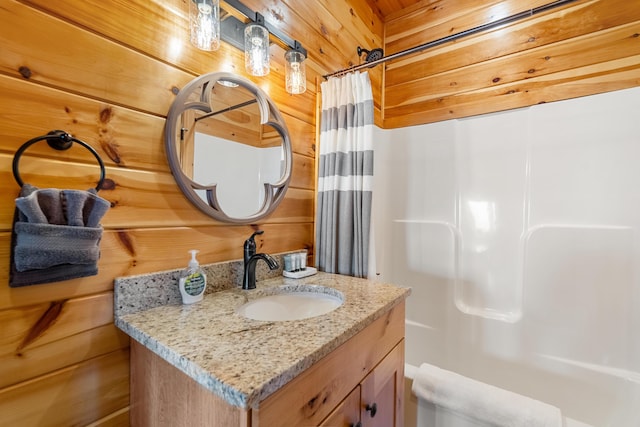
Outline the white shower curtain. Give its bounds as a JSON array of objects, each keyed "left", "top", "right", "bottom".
[{"left": 316, "top": 71, "right": 374, "bottom": 278}]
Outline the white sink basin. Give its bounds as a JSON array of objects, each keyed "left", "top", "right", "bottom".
[{"left": 237, "top": 286, "right": 344, "bottom": 321}]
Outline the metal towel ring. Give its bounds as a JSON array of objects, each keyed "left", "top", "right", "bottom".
[{"left": 12, "top": 130, "right": 106, "bottom": 191}]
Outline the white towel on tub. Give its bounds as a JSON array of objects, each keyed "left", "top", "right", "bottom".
[{"left": 411, "top": 363, "right": 563, "bottom": 427}]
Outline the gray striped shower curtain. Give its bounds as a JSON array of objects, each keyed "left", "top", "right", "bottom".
[{"left": 316, "top": 72, "right": 374, "bottom": 278}]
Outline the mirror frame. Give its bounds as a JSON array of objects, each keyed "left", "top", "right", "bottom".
[{"left": 165, "top": 72, "right": 292, "bottom": 224}]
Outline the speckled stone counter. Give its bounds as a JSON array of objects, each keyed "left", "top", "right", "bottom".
[
  {"left": 114, "top": 255, "right": 286, "bottom": 317},
  {"left": 114, "top": 266, "right": 410, "bottom": 410}
]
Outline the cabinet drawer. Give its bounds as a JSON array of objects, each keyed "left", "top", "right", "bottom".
[
  {"left": 253, "top": 302, "right": 405, "bottom": 427},
  {"left": 320, "top": 386, "right": 360, "bottom": 427}
]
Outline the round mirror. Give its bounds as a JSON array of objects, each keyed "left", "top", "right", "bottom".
[{"left": 165, "top": 72, "right": 292, "bottom": 223}]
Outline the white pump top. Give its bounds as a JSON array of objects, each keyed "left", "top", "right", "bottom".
[{"left": 188, "top": 249, "right": 200, "bottom": 269}]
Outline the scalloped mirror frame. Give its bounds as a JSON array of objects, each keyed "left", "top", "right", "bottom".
[{"left": 164, "top": 72, "right": 292, "bottom": 224}]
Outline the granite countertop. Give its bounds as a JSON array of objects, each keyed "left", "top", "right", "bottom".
[{"left": 114, "top": 271, "right": 410, "bottom": 410}]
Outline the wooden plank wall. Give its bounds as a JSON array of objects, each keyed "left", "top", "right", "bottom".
[
  {"left": 10, "top": 0, "right": 636, "bottom": 424},
  {"left": 382, "top": 0, "right": 640, "bottom": 128},
  {"left": 0, "top": 0, "right": 381, "bottom": 425}
]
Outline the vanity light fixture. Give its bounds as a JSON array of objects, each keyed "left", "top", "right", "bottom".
[
  {"left": 244, "top": 14, "right": 270, "bottom": 77},
  {"left": 189, "top": 0, "right": 220, "bottom": 51},
  {"left": 189, "top": 0, "right": 308, "bottom": 94},
  {"left": 285, "top": 41, "right": 307, "bottom": 94}
]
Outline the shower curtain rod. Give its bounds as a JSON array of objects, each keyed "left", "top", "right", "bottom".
[{"left": 322, "top": 0, "right": 579, "bottom": 79}]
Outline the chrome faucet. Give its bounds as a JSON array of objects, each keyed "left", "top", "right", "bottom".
[{"left": 243, "top": 230, "right": 278, "bottom": 290}]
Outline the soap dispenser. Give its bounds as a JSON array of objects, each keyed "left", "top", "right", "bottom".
[{"left": 179, "top": 250, "right": 207, "bottom": 304}]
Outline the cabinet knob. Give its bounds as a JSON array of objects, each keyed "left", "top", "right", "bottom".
[{"left": 365, "top": 402, "right": 377, "bottom": 417}]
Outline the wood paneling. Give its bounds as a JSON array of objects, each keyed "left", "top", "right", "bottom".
[
  {"left": 363, "top": 0, "right": 418, "bottom": 22},
  {"left": 0, "top": 324, "right": 129, "bottom": 389},
  {"left": 0, "top": 349, "right": 130, "bottom": 427},
  {"left": 1, "top": 293, "right": 115, "bottom": 356},
  {"left": 384, "top": 0, "right": 552, "bottom": 54},
  {"left": 3, "top": 0, "right": 637, "bottom": 424},
  {"left": 385, "top": 54, "right": 640, "bottom": 128},
  {"left": 382, "top": 0, "right": 640, "bottom": 127},
  {"left": 385, "top": 0, "right": 640, "bottom": 86},
  {"left": 0, "top": 0, "right": 332, "bottom": 423},
  {"left": 386, "top": 22, "right": 640, "bottom": 109},
  {"left": 0, "top": 2, "right": 189, "bottom": 117}
]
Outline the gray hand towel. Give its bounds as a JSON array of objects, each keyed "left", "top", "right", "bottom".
[
  {"left": 14, "top": 222, "right": 103, "bottom": 271},
  {"left": 15, "top": 184, "right": 110, "bottom": 227},
  {"left": 11, "top": 184, "right": 111, "bottom": 276}
]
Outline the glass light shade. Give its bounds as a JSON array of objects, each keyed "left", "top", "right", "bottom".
[
  {"left": 244, "top": 23, "right": 270, "bottom": 76},
  {"left": 190, "top": 0, "right": 220, "bottom": 51},
  {"left": 285, "top": 50, "right": 306, "bottom": 94}
]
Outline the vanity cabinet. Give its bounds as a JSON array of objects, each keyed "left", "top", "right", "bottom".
[
  {"left": 320, "top": 342, "right": 404, "bottom": 427},
  {"left": 130, "top": 302, "right": 405, "bottom": 427}
]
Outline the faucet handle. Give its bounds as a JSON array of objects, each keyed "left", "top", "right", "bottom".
[{"left": 244, "top": 230, "right": 264, "bottom": 263}]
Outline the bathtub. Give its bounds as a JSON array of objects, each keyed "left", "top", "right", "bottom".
[
  {"left": 404, "top": 364, "right": 594, "bottom": 427},
  {"left": 371, "top": 88, "right": 640, "bottom": 427},
  {"left": 386, "top": 234, "right": 640, "bottom": 427},
  {"left": 401, "top": 317, "right": 640, "bottom": 427}
]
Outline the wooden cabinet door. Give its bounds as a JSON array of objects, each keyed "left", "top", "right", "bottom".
[
  {"left": 360, "top": 342, "right": 404, "bottom": 427},
  {"left": 320, "top": 385, "right": 361, "bottom": 427},
  {"left": 253, "top": 304, "right": 405, "bottom": 427}
]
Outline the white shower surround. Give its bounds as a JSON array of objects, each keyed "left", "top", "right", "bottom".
[{"left": 372, "top": 86, "right": 640, "bottom": 426}]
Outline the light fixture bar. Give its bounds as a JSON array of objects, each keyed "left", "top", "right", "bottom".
[
  {"left": 223, "top": 0, "right": 306, "bottom": 57},
  {"left": 219, "top": 14, "right": 246, "bottom": 51}
]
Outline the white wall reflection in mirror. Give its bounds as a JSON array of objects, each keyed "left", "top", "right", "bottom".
[{"left": 193, "top": 134, "right": 283, "bottom": 218}]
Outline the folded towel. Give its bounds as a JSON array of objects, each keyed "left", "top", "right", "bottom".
[
  {"left": 9, "top": 184, "right": 110, "bottom": 286},
  {"left": 13, "top": 222, "right": 102, "bottom": 271},
  {"left": 15, "top": 184, "right": 110, "bottom": 227},
  {"left": 9, "top": 256, "right": 99, "bottom": 287},
  {"left": 412, "top": 363, "right": 563, "bottom": 427}
]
